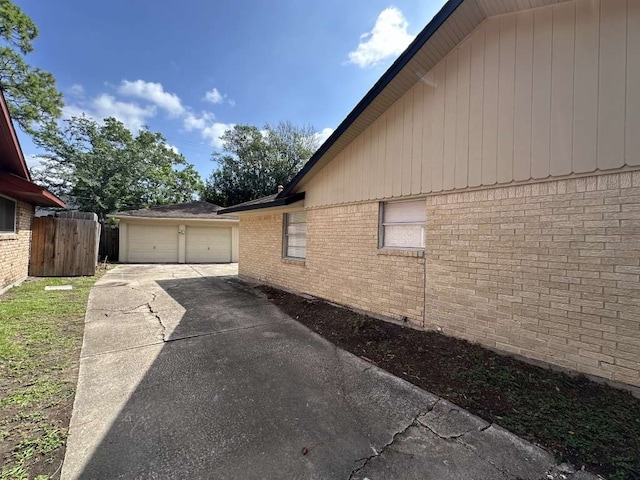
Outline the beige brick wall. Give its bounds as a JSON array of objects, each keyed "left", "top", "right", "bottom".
[
  {"left": 239, "top": 171, "right": 640, "bottom": 388},
  {"left": 0, "top": 200, "right": 34, "bottom": 292},
  {"left": 239, "top": 204, "right": 425, "bottom": 323},
  {"left": 426, "top": 172, "right": 640, "bottom": 387}
]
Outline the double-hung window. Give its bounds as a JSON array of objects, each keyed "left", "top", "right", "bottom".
[
  {"left": 0, "top": 196, "right": 16, "bottom": 234},
  {"left": 283, "top": 211, "right": 307, "bottom": 260},
  {"left": 380, "top": 200, "right": 425, "bottom": 249}
]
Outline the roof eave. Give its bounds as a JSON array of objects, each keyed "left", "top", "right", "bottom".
[
  {"left": 108, "top": 214, "right": 238, "bottom": 221},
  {"left": 0, "top": 89, "right": 31, "bottom": 180},
  {"left": 278, "top": 0, "right": 465, "bottom": 198},
  {"left": 218, "top": 192, "right": 305, "bottom": 214},
  {"left": 0, "top": 172, "right": 66, "bottom": 208}
]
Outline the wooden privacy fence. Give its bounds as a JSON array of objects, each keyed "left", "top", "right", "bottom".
[
  {"left": 29, "top": 212, "right": 100, "bottom": 276},
  {"left": 98, "top": 225, "right": 119, "bottom": 262}
]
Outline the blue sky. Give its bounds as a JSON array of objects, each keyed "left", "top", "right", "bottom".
[{"left": 16, "top": 0, "right": 447, "bottom": 179}]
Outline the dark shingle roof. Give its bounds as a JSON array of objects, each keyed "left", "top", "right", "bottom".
[
  {"left": 226, "top": 194, "right": 277, "bottom": 208},
  {"left": 218, "top": 192, "right": 305, "bottom": 214},
  {"left": 111, "top": 201, "right": 237, "bottom": 219}
]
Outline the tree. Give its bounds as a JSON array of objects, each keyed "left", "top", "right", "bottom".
[
  {"left": 34, "top": 116, "right": 203, "bottom": 221},
  {"left": 204, "top": 122, "right": 318, "bottom": 206},
  {"left": 0, "top": 0, "right": 64, "bottom": 134}
]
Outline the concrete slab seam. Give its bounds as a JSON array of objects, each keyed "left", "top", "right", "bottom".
[{"left": 79, "top": 319, "right": 290, "bottom": 359}]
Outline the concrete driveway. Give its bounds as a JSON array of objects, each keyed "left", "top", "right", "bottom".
[{"left": 62, "top": 264, "right": 594, "bottom": 479}]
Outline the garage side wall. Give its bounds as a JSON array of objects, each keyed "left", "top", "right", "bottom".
[
  {"left": 0, "top": 201, "right": 33, "bottom": 292},
  {"left": 240, "top": 171, "right": 640, "bottom": 388}
]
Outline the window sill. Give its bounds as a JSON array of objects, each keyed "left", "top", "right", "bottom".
[
  {"left": 377, "top": 248, "right": 424, "bottom": 258},
  {"left": 0, "top": 232, "right": 18, "bottom": 240},
  {"left": 282, "top": 257, "right": 306, "bottom": 266}
]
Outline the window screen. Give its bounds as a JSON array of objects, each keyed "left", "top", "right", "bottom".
[
  {"left": 381, "top": 200, "right": 425, "bottom": 249},
  {"left": 284, "top": 211, "right": 307, "bottom": 259},
  {"left": 0, "top": 197, "right": 16, "bottom": 233}
]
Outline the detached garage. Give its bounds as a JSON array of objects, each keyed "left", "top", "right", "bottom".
[{"left": 110, "top": 201, "right": 239, "bottom": 264}]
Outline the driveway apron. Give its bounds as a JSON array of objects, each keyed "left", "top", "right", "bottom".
[{"left": 62, "top": 264, "right": 587, "bottom": 480}]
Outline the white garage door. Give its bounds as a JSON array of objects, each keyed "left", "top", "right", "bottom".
[
  {"left": 128, "top": 224, "right": 179, "bottom": 263},
  {"left": 186, "top": 226, "right": 231, "bottom": 263}
]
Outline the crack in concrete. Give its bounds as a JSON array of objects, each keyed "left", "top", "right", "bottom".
[
  {"left": 418, "top": 414, "right": 492, "bottom": 440},
  {"left": 453, "top": 427, "right": 514, "bottom": 479},
  {"left": 348, "top": 402, "right": 438, "bottom": 480},
  {"left": 80, "top": 319, "right": 290, "bottom": 359},
  {"left": 142, "top": 293, "right": 167, "bottom": 342}
]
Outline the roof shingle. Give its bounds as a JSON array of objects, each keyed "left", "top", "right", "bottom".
[{"left": 111, "top": 201, "right": 236, "bottom": 219}]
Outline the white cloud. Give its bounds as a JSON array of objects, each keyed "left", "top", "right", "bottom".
[
  {"left": 61, "top": 104, "right": 94, "bottom": 121},
  {"left": 60, "top": 79, "right": 236, "bottom": 144},
  {"left": 63, "top": 94, "right": 156, "bottom": 132},
  {"left": 25, "top": 154, "right": 46, "bottom": 173},
  {"left": 166, "top": 144, "right": 180, "bottom": 154},
  {"left": 118, "top": 80, "right": 184, "bottom": 116},
  {"left": 347, "top": 7, "right": 415, "bottom": 68},
  {"left": 203, "top": 87, "right": 234, "bottom": 107},
  {"left": 68, "top": 84, "right": 85, "bottom": 97},
  {"left": 315, "top": 127, "right": 334, "bottom": 145},
  {"left": 204, "top": 88, "right": 224, "bottom": 104},
  {"left": 91, "top": 94, "right": 156, "bottom": 131},
  {"left": 183, "top": 112, "right": 232, "bottom": 148},
  {"left": 201, "top": 122, "right": 234, "bottom": 148}
]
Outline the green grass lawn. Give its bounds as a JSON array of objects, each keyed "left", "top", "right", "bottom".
[{"left": 0, "top": 274, "right": 100, "bottom": 480}]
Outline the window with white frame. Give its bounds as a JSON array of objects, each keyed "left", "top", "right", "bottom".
[
  {"left": 0, "top": 196, "right": 16, "bottom": 234},
  {"left": 283, "top": 211, "right": 307, "bottom": 259},
  {"left": 380, "top": 200, "right": 426, "bottom": 249}
]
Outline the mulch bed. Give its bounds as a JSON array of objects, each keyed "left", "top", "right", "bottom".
[{"left": 258, "top": 285, "right": 640, "bottom": 480}]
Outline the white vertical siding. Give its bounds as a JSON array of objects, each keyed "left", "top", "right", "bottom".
[
  {"left": 431, "top": 63, "right": 446, "bottom": 192},
  {"left": 482, "top": 18, "right": 499, "bottom": 185},
  {"left": 468, "top": 28, "right": 485, "bottom": 187},
  {"left": 305, "top": 0, "right": 639, "bottom": 208},
  {"left": 513, "top": 10, "right": 534, "bottom": 181},
  {"left": 531, "top": 6, "right": 553, "bottom": 179},
  {"left": 573, "top": 0, "right": 599, "bottom": 173},
  {"left": 455, "top": 41, "right": 471, "bottom": 189},
  {"left": 626, "top": 0, "right": 640, "bottom": 166},
  {"left": 410, "top": 83, "right": 425, "bottom": 195},
  {"left": 598, "top": 0, "right": 627, "bottom": 170}
]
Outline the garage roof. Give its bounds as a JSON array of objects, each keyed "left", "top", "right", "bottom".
[{"left": 111, "top": 201, "right": 237, "bottom": 219}]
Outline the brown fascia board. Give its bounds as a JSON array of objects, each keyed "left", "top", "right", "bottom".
[
  {"left": 218, "top": 192, "right": 305, "bottom": 214},
  {"left": 0, "top": 89, "right": 30, "bottom": 180}
]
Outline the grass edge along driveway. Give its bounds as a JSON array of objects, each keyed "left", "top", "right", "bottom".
[{"left": 0, "top": 273, "right": 102, "bottom": 480}]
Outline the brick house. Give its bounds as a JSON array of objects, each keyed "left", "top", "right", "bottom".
[
  {"left": 0, "top": 90, "right": 65, "bottom": 293},
  {"left": 220, "top": 0, "right": 640, "bottom": 388}
]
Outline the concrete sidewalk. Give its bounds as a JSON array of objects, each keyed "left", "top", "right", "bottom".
[{"left": 62, "top": 264, "right": 598, "bottom": 479}]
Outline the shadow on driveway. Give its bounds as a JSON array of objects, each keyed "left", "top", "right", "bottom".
[{"left": 62, "top": 265, "right": 442, "bottom": 479}]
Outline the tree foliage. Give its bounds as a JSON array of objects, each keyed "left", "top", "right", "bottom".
[
  {"left": 34, "top": 116, "right": 203, "bottom": 221},
  {"left": 0, "top": 0, "right": 63, "bottom": 134},
  {"left": 204, "top": 122, "right": 318, "bottom": 207}
]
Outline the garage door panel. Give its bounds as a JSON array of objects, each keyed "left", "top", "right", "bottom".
[
  {"left": 186, "top": 227, "right": 231, "bottom": 263},
  {"left": 127, "top": 225, "right": 179, "bottom": 263}
]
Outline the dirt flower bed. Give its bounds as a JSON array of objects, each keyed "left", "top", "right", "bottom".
[{"left": 258, "top": 285, "right": 640, "bottom": 480}]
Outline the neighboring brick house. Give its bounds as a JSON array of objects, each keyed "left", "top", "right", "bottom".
[
  {"left": 0, "top": 90, "right": 65, "bottom": 293},
  {"left": 221, "top": 0, "right": 640, "bottom": 389}
]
